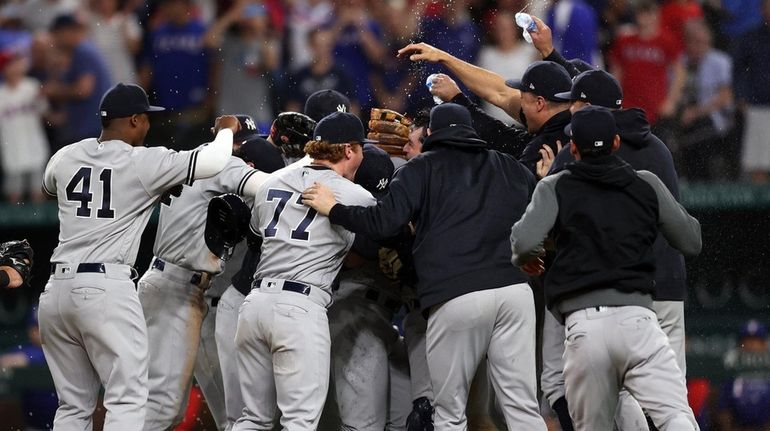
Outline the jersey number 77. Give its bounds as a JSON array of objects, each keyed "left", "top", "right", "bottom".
[{"left": 264, "top": 189, "right": 317, "bottom": 241}]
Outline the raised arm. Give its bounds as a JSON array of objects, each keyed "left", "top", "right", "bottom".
[{"left": 398, "top": 42, "right": 522, "bottom": 119}]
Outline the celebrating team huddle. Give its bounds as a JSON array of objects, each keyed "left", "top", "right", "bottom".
[{"left": 39, "top": 16, "right": 702, "bottom": 431}]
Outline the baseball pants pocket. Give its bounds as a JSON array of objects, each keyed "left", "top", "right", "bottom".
[
  {"left": 618, "top": 308, "right": 697, "bottom": 431},
  {"left": 563, "top": 311, "right": 620, "bottom": 431}
]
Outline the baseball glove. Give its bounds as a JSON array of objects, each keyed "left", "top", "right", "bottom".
[
  {"left": 205, "top": 194, "right": 251, "bottom": 261},
  {"left": 0, "top": 239, "right": 33, "bottom": 287},
  {"left": 369, "top": 108, "right": 412, "bottom": 158}
]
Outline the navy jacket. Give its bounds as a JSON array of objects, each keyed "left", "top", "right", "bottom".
[
  {"left": 550, "top": 108, "right": 687, "bottom": 300},
  {"left": 328, "top": 125, "right": 536, "bottom": 311}
]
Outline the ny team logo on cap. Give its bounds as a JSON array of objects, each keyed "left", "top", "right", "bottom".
[
  {"left": 377, "top": 178, "right": 389, "bottom": 191},
  {"left": 244, "top": 118, "right": 257, "bottom": 130}
]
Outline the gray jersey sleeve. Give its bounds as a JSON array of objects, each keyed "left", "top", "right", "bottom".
[
  {"left": 637, "top": 170, "right": 702, "bottom": 256},
  {"left": 42, "top": 144, "right": 75, "bottom": 196},
  {"left": 510, "top": 172, "right": 565, "bottom": 266},
  {"left": 213, "top": 157, "right": 262, "bottom": 197},
  {"left": 132, "top": 146, "right": 196, "bottom": 197}
]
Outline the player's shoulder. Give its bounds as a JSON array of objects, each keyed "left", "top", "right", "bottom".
[{"left": 328, "top": 175, "right": 376, "bottom": 207}]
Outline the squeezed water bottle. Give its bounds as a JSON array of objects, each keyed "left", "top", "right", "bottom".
[
  {"left": 425, "top": 74, "right": 444, "bottom": 105},
  {"left": 515, "top": 13, "right": 537, "bottom": 44}
]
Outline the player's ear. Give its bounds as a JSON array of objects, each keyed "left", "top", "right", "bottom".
[{"left": 612, "top": 134, "right": 621, "bottom": 151}]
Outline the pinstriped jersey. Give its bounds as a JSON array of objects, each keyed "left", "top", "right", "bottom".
[
  {"left": 43, "top": 138, "right": 197, "bottom": 265},
  {"left": 153, "top": 156, "right": 259, "bottom": 274},
  {"left": 250, "top": 165, "right": 376, "bottom": 295}
]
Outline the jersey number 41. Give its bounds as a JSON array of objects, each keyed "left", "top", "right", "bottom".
[{"left": 65, "top": 167, "right": 115, "bottom": 219}]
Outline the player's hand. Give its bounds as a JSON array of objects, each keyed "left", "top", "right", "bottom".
[
  {"left": 213, "top": 115, "right": 242, "bottom": 135},
  {"left": 536, "top": 140, "right": 562, "bottom": 179},
  {"left": 301, "top": 182, "right": 338, "bottom": 216},
  {"left": 429, "top": 74, "right": 462, "bottom": 102},
  {"left": 521, "top": 257, "right": 545, "bottom": 276},
  {"left": 1, "top": 266, "right": 24, "bottom": 289},
  {"left": 530, "top": 16, "right": 554, "bottom": 58},
  {"left": 397, "top": 42, "right": 447, "bottom": 63}
]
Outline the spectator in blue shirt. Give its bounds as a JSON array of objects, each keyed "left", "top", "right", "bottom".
[
  {"left": 546, "top": 0, "right": 599, "bottom": 64},
  {"left": 140, "top": 0, "right": 211, "bottom": 149},
  {"left": 43, "top": 14, "right": 112, "bottom": 146},
  {"left": 330, "top": 0, "right": 386, "bottom": 115},
  {"left": 734, "top": 0, "right": 770, "bottom": 183}
]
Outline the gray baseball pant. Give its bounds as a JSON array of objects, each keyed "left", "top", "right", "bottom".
[
  {"left": 563, "top": 305, "right": 697, "bottom": 431},
  {"left": 426, "top": 284, "right": 546, "bottom": 431},
  {"left": 615, "top": 300, "right": 689, "bottom": 430},
  {"left": 389, "top": 336, "right": 412, "bottom": 431},
  {"left": 39, "top": 264, "right": 148, "bottom": 431},
  {"left": 138, "top": 262, "right": 208, "bottom": 430},
  {"left": 215, "top": 285, "right": 247, "bottom": 429},
  {"left": 328, "top": 296, "right": 400, "bottom": 431},
  {"left": 233, "top": 281, "right": 331, "bottom": 430},
  {"left": 194, "top": 294, "right": 229, "bottom": 430}
]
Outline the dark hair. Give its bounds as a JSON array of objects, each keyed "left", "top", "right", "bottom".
[
  {"left": 411, "top": 109, "right": 430, "bottom": 129},
  {"left": 100, "top": 117, "right": 113, "bottom": 129}
]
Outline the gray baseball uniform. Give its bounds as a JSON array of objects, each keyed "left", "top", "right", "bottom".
[
  {"left": 138, "top": 156, "right": 265, "bottom": 430},
  {"left": 39, "top": 137, "right": 203, "bottom": 430},
  {"left": 325, "top": 260, "right": 404, "bottom": 430},
  {"left": 234, "top": 165, "right": 375, "bottom": 430},
  {"left": 511, "top": 168, "right": 701, "bottom": 431}
]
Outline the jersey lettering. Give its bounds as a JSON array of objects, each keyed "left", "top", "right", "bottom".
[
  {"left": 264, "top": 189, "right": 318, "bottom": 241},
  {"left": 65, "top": 167, "right": 115, "bottom": 219}
]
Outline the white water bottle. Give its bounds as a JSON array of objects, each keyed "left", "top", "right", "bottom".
[
  {"left": 515, "top": 13, "right": 537, "bottom": 44},
  {"left": 425, "top": 74, "right": 444, "bottom": 105}
]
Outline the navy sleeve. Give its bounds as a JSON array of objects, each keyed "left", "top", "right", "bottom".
[
  {"left": 449, "top": 92, "right": 533, "bottom": 158},
  {"left": 329, "top": 162, "right": 424, "bottom": 240}
]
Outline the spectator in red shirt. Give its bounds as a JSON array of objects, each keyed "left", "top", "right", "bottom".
[
  {"left": 608, "top": 0, "right": 686, "bottom": 125},
  {"left": 661, "top": 0, "right": 704, "bottom": 50}
]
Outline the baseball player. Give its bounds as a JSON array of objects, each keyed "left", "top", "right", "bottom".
[
  {"left": 302, "top": 103, "right": 545, "bottom": 430},
  {"left": 137, "top": 114, "right": 276, "bottom": 429},
  {"left": 324, "top": 143, "right": 410, "bottom": 430},
  {"left": 214, "top": 116, "right": 316, "bottom": 429},
  {"left": 538, "top": 69, "right": 692, "bottom": 430},
  {"left": 38, "top": 83, "right": 236, "bottom": 429},
  {"left": 234, "top": 111, "right": 376, "bottom": 430},
  {"left": 511, "top": 106, "right": 701, "bottom": 430},
  {"left": 193, "top": 131, "right": 288, "bottom": 430}
]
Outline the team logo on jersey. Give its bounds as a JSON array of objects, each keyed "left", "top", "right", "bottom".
[
  {"left": 377, "top": 178, "right": 389, "bottom": 190},
  {"left": 245, "top": 118, "right": 257, "bottom": 130}
]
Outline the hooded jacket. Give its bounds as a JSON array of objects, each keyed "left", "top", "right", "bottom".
[
  {"left": 511, "top": 155, "right": 701, "bottom": 319},
  {"left": 329, "top": 124, "right": 536, "bottom": 311},
  {"left": 550, "top": 108, "right": 687, "bottom": 300}
]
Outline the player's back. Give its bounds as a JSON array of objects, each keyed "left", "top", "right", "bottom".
[
  {"left": 251, "top": 166, "right": 375, "bottom": 301},
  {"left": 45, "top": 138, "right": 193, "bottom": 265},
  {"left": 153, "top": 156, "right": 258, "bottom": 273}
]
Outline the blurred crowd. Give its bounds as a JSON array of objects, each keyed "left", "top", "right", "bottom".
[{"left": 0, "top": 0, "right": 768, "bottom": 203}]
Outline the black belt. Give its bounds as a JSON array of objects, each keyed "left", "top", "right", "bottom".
[
  {"left": 255, "top": 279, "right": 311, "bottom": 296},
  {"left": 152, "top": 258, "right": 211, "bottom": 288},
  {"left": 50, "top": 263, "right": 105, "bottom": 275}
]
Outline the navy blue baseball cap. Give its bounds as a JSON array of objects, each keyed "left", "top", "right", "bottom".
[
  {"left": 355, "top": 144, "right": 394, "bottom": 197},
  {"left": 233, "top": 114, "right": 262, "bottom": 141},
  {"left": 304, "top": 89, "right": 351, "bottom": 122},
  {"left": 505, "top": 61, "right": 572, "bottom": 101},
  {"left": 555, "top": 69, "right": 623, "bottom": 109},
  {"left": 237, "top": 137, "right": 285, "bottom": 173},
  {"left": 312, "top": 112, "right": 375, "bottom": 144},
  {"left": 429, "top": 103, "right": 472, "bottom": 131},
  {"left": 565, "top": 105, "right": 618, "bottom": 154},
  {"left": 99, "top": 83, "right": 164, "bottom": 120},
  {"left": 569, "top": 58, "right": 595, "bottom": 74}
]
